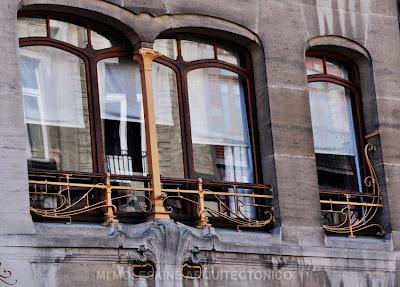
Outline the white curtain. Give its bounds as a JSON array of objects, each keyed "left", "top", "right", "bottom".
[
  {"left": 20, "top": 46, "right": 86, "bottom": 128},
  {"left": 308, "top": 82, "right": 362, "bottom": 192},
  {"left": 188, "top": 68, "right": 256, "bottom": 218}
]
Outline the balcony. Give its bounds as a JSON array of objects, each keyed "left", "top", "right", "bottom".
[{"left": 28, "top": 171, "right": 274, "bottom": 231}]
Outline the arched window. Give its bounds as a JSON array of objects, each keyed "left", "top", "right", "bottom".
[
  {"left": 153, "top": 36, "right": 259, "bottom": 185},
  {"left": 18, "top": 14, "right": 260, "bottom": 186},
  {"left": 306, "top": 51, "right": 365, "bottom": 193},
  {"left": 18, "top": 12, "right": 147, "bottom": 175}
]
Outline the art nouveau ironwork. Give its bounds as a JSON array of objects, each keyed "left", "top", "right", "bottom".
[
  {"left": 320, "top": 143, "right": 384, "bottom": 237},
  {"left": 28, "top": 172, "right": 273, "bottom": 230}
]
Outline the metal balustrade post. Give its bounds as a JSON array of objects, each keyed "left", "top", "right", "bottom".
[
  {"left": 196, "top": 178, "right": 210, "bottom": 228},
  {"left": 134, "top": 48, "right": 170, "bottom": 220},
  {"left": 346, "top": 194, "right": 355, "bottom": 238},
  {"left": 104, "top": 173, "right": 118, "bottom": 225}
]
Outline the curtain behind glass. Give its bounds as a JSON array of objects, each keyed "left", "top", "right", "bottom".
[
  {"left": 308, "top": 82, "right": 362, "bottom": 192},
  {"left": 20, "top": 46, "right": 92, "bottom": 172},
  {"left": 97, "top": 57, "right": 145, "bottom": 176},
  {"left": 187, "top": 68, "right": 255, "bottom": 217}
]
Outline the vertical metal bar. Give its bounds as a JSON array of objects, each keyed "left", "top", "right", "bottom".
[
  {"left": 134, "top": 48, "right": 170, "bottom": 220},
  {"left": 197, "top": 178, "right": 209, "bottom": 228},
  {"left": 66, "top": 174, "right": 71, "bottom": 205},
  {"left": 346, "top": 194, "right": 355, "bottom": 238},
  {"left": 104, "top": 172, "right": 117, "bottom": 225}
]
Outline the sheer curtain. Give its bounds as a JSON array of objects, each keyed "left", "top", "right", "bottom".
[
  {"left": 20, "top": 46, "right": 92, "bottom": 172},
  {"left": 97, "top": 57, "right": 144, "bottom": 175},
  {"left": 308, "top": 82, "right": 362, "bottom": 192},
  {"left": 187, "top": 68, "right": 255, "bottom": 218}
]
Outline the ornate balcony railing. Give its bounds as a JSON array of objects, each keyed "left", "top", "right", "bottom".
[
  {"left": 319, "top": 143, "right": 385, "bottom": 237},
  {"left": 28, "top": 171, "right": 274, "bottom": 230}
]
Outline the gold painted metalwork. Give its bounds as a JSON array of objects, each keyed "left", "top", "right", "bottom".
[
  {"left": 29, "top": 172, "right": 273, "bottom": 229},
  {"left": 29, "top": 173, "right": 152, "bottom": 224},
  {"left": 0, "top": 261, "right": 16, "bottom": 286},
  {"left": 320, "top": 143, "right": 385, "bottom": 237},
  {"left": 134, "top": 48, "right": 170, "bottom": 220},
  {"left": 162, "top": 180, "right": 273, "bottom": 230},
  {"left": 182, "top": 262, "right": 202, "bottom": 280}
]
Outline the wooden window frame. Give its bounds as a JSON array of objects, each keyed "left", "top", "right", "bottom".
[
  {"left": 18, "top": 11, "right": 132, "bottom": 175},
  {"left": 306, "top": 50, "right": 368, "bottom": 192},
  {"left": 154, "top": 34, "right": 262, "bottom": 184}
]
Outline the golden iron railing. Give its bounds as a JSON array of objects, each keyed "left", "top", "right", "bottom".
[
  {"left": 319, "top": 143, "right": 385, "bottom": 238},
  {"left": 28, "top": 171, "right": 274, "bottom": 230}
]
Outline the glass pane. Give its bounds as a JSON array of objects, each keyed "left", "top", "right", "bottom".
[
  {"left": 181, "top": 40, "right": 214, "bottom": 62},
  {"left": 187, "top": 68, "right": 254, "bottom": 183},
  {"left": 97, "top": 57, "right": 145, "bottom": 176},
  {"left": 91, "top": 30, "right": 112, "bottom": 50},
  {"left": 326, "top": 59, "right": 350, "bottom": 80},
  {"left": 49, "top": 19, "right": 88, "bottom": 48},
  {"left": 306, "top": 57, "right": 324, "bottom": 75},
  {"left": 153, "top": 63, "right": 184, "bottom": 178},
  {"left": 18, "top": 18, "right": 47, "bottom": 38},
  {"left": 20, "top": 46, "right": 92, "bottom": 172},
  {"left": 308, "top": 81, "right": 361, "bottom": 192},
  {"left": 216, "top": 47, "right": 240, "bottom": 66},
  {"left": 153, "top": 39, "right": 178, "bottom": 60}
]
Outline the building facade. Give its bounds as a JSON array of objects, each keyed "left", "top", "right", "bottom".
[{"left": 1, "top": 0, "right": 400, "bottom": 286}]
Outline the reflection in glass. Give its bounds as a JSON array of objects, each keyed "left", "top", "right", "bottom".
[
  {"left": 326, "top": 59, "right": 350, "bottom": 80},
  {"left": 97, "top": 57, "right": 145, "bottom": 176},
  {"left": 181, "top": 40, "right": 214, "bottom": 62},
  {"left": 20, "top": 46, "right": 92, "bottom": 172},
  {"left": 91, "top": 30, "right": 112, "bottom": 50},
  {"left": 308, "top": 82, "right": 361, "bottom": 192},
  {"left": 306, "top": 57, "right": 324, "bottom": 75},
  {"left": 187, "top": 68, "right": 255, "bottom": 216},
  {"left": 18, "top": 18, "right": 47, "bottom": 38},
  {"left": 216, "top": 47, "right": 240, "bottom": 66},
  {"left": 153, "top": 39, "right": 178, "bottom": 60},
  {"left": 49, "top": 19, "right": 88, "bottom": 48},
  {"left": 152, "top": 63, "right": 184, "bottom": 178}
]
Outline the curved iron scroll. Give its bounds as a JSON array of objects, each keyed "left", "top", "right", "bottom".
[
  {"left": 320, "top": 143, "right": 385, "bottom": 237},
  {"left": 162, "top": 179, "right": 274, "bottom": 230},
  {"left": 29, "top": 173, "right": 153, "bottom": 224}
]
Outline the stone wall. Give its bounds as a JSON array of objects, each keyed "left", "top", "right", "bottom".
[{"left": 0, "top": 0, "right": 400, "bottom": 286}]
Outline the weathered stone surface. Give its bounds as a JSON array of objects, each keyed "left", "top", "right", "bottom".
[{"left": 1, "top": 0, "right": 400, "bottom": 286}]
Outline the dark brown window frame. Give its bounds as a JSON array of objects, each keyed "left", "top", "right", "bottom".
[
  {"left": 306, "top": 50, "right": 368, "bottom": 192},
  {"left": 18, "top": 12, "right": 263, "bottom": 186},
  {"left": 19, "top": 10, "right": 132, "bottom": 174},
  {"left": 154, "top": 35, "right": 262, "bottom": 184}
]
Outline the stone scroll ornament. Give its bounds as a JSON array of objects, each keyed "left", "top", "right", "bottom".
[{"left": 0, "top": 261, "right": 16, "bottom": 286}]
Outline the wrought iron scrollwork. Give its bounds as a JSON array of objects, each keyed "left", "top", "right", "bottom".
[
  {"left": 29, "top": 172, "right": 274, "bottom": 230},
  {"left": 29, "top": 173, "right": 153, "bottom": 224},
  {"left": 162, "top": 179, "right": 274, "bottom": 230},
  {"left": 320, "top": 143, "right": 385, "bottom": 237}
]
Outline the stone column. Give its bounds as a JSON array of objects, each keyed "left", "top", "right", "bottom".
[
  {"left": 0, "top": 0, "right": 34, "bottom": 235},
  {"left": 258, "top": 1, "right": 324, "bottom": 245}
]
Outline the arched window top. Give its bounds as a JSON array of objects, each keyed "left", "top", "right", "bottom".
[
  {"left": 305, "top": 51, "right": 361, "bottom": 86},
  {"left": 17, "top": 13, "right": 127, "bottom": 51},
  {"left": 153, "top": 37, "right": 244, "bottom": 69}
]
